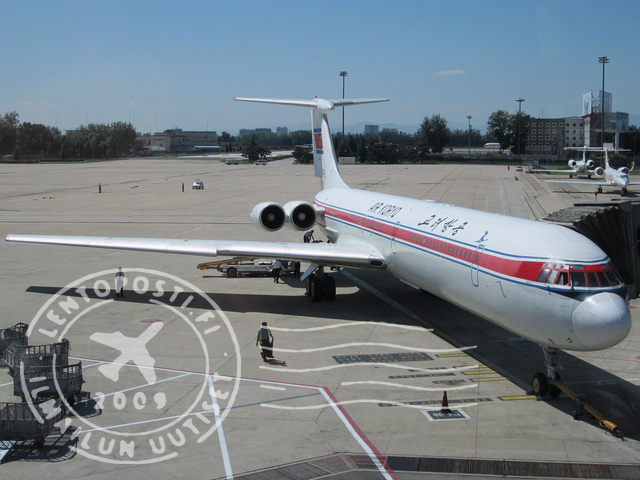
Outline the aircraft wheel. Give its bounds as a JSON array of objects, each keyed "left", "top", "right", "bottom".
[
  {"left": 622, "top": 188, "right": 628, "bottom": 196},
  {"left": 532, "top": 372, "right": 548, "bottom": 397},
  {"left": 309, "top": 277, "right": 323, "bottom": 302},
  {"left": 548, "top": 373, "right": 562, "bottom": 398},
  {"left": 322, "top": 276, "right": 336, "bottom": 301},
  {"left": 226, "top": 267, "right": 238, "bottom": 278},
  {"left": 598, "top": 186, "right": 603, "bottom": 194}
]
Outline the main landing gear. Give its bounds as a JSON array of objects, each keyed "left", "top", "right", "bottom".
[
  {"left": 531, "top": 345, "right": 623, "bottom": 437},
  {"left": 305, "top": 266, "right": 336, "bottom": 302}
]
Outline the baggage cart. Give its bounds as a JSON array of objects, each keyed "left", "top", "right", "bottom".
[
  {"left": 4, "top": 339, "right": 70, "bottom": 377},
  {"left": 0, "top": 323, "right": 28, "bottom": 365},
  {"left": 13, "top": 362, "right": 83, "bottom": 404},
  {"left": 0, "top": 400, "right": 66, "bottom": 449}
]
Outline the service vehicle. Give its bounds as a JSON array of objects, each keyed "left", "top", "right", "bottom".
[
  {"left": 198, "top": 257, "right": 296, "bottom": 277},
  {"left": 225, "top": 158, "right": 239, "bottom": 165},
  {"left": 192, "top": 179, "right": 204, "bottom": 189}
]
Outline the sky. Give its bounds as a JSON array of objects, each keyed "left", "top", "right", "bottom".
[{"left": 2, "top": 0, "right": 639, "bottom": 135}]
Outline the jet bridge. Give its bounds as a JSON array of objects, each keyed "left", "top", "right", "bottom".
[{"left": 543, "top": 200, "right": 640, "bottom": 299}]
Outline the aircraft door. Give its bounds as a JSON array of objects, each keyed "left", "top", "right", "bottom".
[
  {"left": 391, "top": 221, "right": 400, "bottom": 254},
  {"left": 471, "top": 243, "right": 485, "bottom": 287}
]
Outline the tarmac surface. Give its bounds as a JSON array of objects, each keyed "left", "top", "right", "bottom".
[{"left": 0, "top": 156, "right": 639, "bottom": 479}]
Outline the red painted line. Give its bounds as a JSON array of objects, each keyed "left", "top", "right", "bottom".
[{"left": 321, "top": 386, "right": 398, "bottom": 480}]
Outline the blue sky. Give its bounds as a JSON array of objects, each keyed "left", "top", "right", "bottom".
[{"left": 2, "top": 0, "right": 639, "bottom": 135}]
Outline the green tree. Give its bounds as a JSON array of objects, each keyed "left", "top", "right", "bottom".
[
  {"left": 417, "top": 114, "right": 451, "bottom": 155},
  {"left": 241, "top": 136, "right": 270, "bottom": 161},
  {"left": 17, "top": 122, "right": 60, "bottom": 155},
  {"left": 487, "top": 110, "right": 513, "bottom": 152},
  {"left": 356, "top": 136, "right": 368, "bottom": 163},
  {"left": 0, "top": 111, "right": 20, "bottom": 154},
  {"left": 511, "top": 111, "right": 531, "bottom": 155},
  {"left": 292, "top": 145, "right": 313, "bottom": 164}
]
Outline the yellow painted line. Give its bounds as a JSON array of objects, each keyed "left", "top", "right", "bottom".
[
  {"left": 470, "top": 377, "right": 507, "bottom": 383},
  {"left": 436, "top": 353, "right": 468, "bottom": 358},
  {"left": 454, "top": 365, "right": 486, "bottom": 370},
  {"left": 461, "top": 370, "right": 494, "bottom": 376},
  {"left": 499, "top": 395, "right": 536, "bottom": 401}
]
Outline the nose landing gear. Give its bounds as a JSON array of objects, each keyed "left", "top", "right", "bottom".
[{"left": 531, "top": 345, "right": 623, "bottom": 437}]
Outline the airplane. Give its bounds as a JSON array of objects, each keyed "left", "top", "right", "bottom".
[
  {"left": 547, "top": 147, "right": 638, "bottom": 195},
  {"left": 545, "top": 147, "right": 597, "bottom": 178},
  {"left": 5, "top": 96, "right": 632, "bottom": 400}
]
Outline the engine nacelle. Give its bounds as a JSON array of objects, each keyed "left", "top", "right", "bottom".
[
  {"left": 586, "top": 159, "right": 595, "bottom": 169},
  {"left": 568, "top": 159, "right": 577, "bottom": 168},
  {"left": 283, "top": 201, "right": 317, "bottom": 231},
  {"left": 250, "top": 202, "right": 286, "bottom": 232},
  {"left": 595, "top": 167, "right": 604, "bottom": 177}
]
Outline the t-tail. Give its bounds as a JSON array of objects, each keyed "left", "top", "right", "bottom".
[{"left": 233, "top": 96, "right": 389, "bottom": 190}]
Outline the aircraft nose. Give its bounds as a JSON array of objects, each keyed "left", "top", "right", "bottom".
[{"left": 572, "top": 292, "right": 631, "bottom": 350}]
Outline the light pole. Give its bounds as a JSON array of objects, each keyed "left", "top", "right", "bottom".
[
  {"left": 516, "top": 98, "right": 525, "bottom": 155},
  {"left": 467, "top": 115, "right": 472, "bottom": 155},
  {"left": 598, "top": 56, "right": 609, "bottom": 147},
  {"left": 340, "top": 71, "right": 348, "bottom": 139}
]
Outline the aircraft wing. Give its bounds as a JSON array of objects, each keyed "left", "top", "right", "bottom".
[
  {"left": 4, "top": 234, "right": 386, "bottom": 269},
  {"left": 545, "top": 180, "right": 608, "bottom": 186},
  {"left": 547, "top": 169, "right": 594, "bottom": 174}
]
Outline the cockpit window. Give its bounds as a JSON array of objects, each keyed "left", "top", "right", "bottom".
[
  {"left": 537, "top": 262, "right": 623, "bottom": 289},
  {"left": 570, "top": 271, "right": 587, "bottom": 287},
  {"left": 606, "top": 270, "right": 622, "bottom": 286}
]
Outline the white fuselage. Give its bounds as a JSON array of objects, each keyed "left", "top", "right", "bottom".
[{"left": 315, "top": 187, "right": 630, "bottom": 351}]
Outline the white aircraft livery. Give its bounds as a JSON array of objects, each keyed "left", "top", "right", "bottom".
[{"left": 5, "top": 96, "right": 632, "bottom": 396}]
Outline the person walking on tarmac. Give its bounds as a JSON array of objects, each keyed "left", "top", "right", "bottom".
[
  {"left": 270, "top": 259, "right": 282, "bottom": 283},
  {"left": 115, "top": 267, "right": 126, "bottom": 298},
  {"left": 256, "top": 322, "right": 274, "bottom": 362}
]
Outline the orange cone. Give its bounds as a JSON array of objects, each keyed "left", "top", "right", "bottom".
[{"left": 441, "top": 391, "right": 452, "bottom": 414}]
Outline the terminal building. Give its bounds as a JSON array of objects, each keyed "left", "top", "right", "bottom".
[
  {"left": 138, "top": 129, "right": 219, "bottom": 153},
  {"left": 525, "top": 90, "right": 629, "bottom": 156}
]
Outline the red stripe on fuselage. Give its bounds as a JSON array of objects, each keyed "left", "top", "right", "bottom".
[{"left": 320, "top": 203, "right": 554, "bottom": 284}]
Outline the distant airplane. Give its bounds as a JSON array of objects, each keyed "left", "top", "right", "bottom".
[
  {"left": 548, "top": 147, "right": 597, "bottom": 178},
  {"left": 5, "top": 96, "right": 631, "bottom": 398},
  {"left": 547, "top": 147, "right": 638, "bottom": 195}
]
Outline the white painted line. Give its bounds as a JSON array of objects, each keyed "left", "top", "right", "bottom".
[{"left": 209, "top": 375, "right": 233, "bottom": 480}]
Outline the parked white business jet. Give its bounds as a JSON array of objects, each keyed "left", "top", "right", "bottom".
[
  {"left": 550, "top": 147, "right": 597, "bottom": 178},
  {"left": 547, "top": 147, "right": 638, "bottom": 195},
  {"left": 5, "top": 97, "right": 631, "bottom": 397}
]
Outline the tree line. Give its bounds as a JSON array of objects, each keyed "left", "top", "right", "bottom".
[
  {"left": 4, "top": 108, "right": 638, "bottom": 163},
  {"left": 0, "top": 111, "right": 139, "bottom": 160}
]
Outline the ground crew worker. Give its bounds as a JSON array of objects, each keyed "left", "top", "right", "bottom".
[
  {"left": 271, "top": 259, "right": 282, "bottom": 283},
  {"left": 303, "top": 229, "right": 314, "bottom": 243},
  {"left": 256, "top": 321, "right": 274, "bottom": 362},
  {"left": 115, "top": 267, "right": 125, "bottom": 298}
]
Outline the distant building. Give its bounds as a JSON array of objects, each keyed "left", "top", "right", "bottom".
[
  {"left": 525, "top": 118, "right": 565, "bottom": 155},
  {"left": 581, "top": 90, "right": 629, "bottom": 148},
  {"left": 139, "top": 129, "right": 218, "bottom": 153},
  {"left": 276, "top": 126, "right": 288, "bottom": 135},
  {"left": 564, "top": 117, "right": 585, "bottom": 149},
  {"left": 239, "top": 127, "right": 273, "bottom": 137},
  {"left": 364, "top": 125, "right": 379, "bottom": 134}
]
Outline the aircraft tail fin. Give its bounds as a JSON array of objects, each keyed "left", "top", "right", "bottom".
[{"left": 234, "top": 97, "right": 389, "bottom": 190}]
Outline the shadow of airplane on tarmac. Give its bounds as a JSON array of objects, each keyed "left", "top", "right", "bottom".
[{"left": 25, "top": 266, "right": 640, "bottom": 440}]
